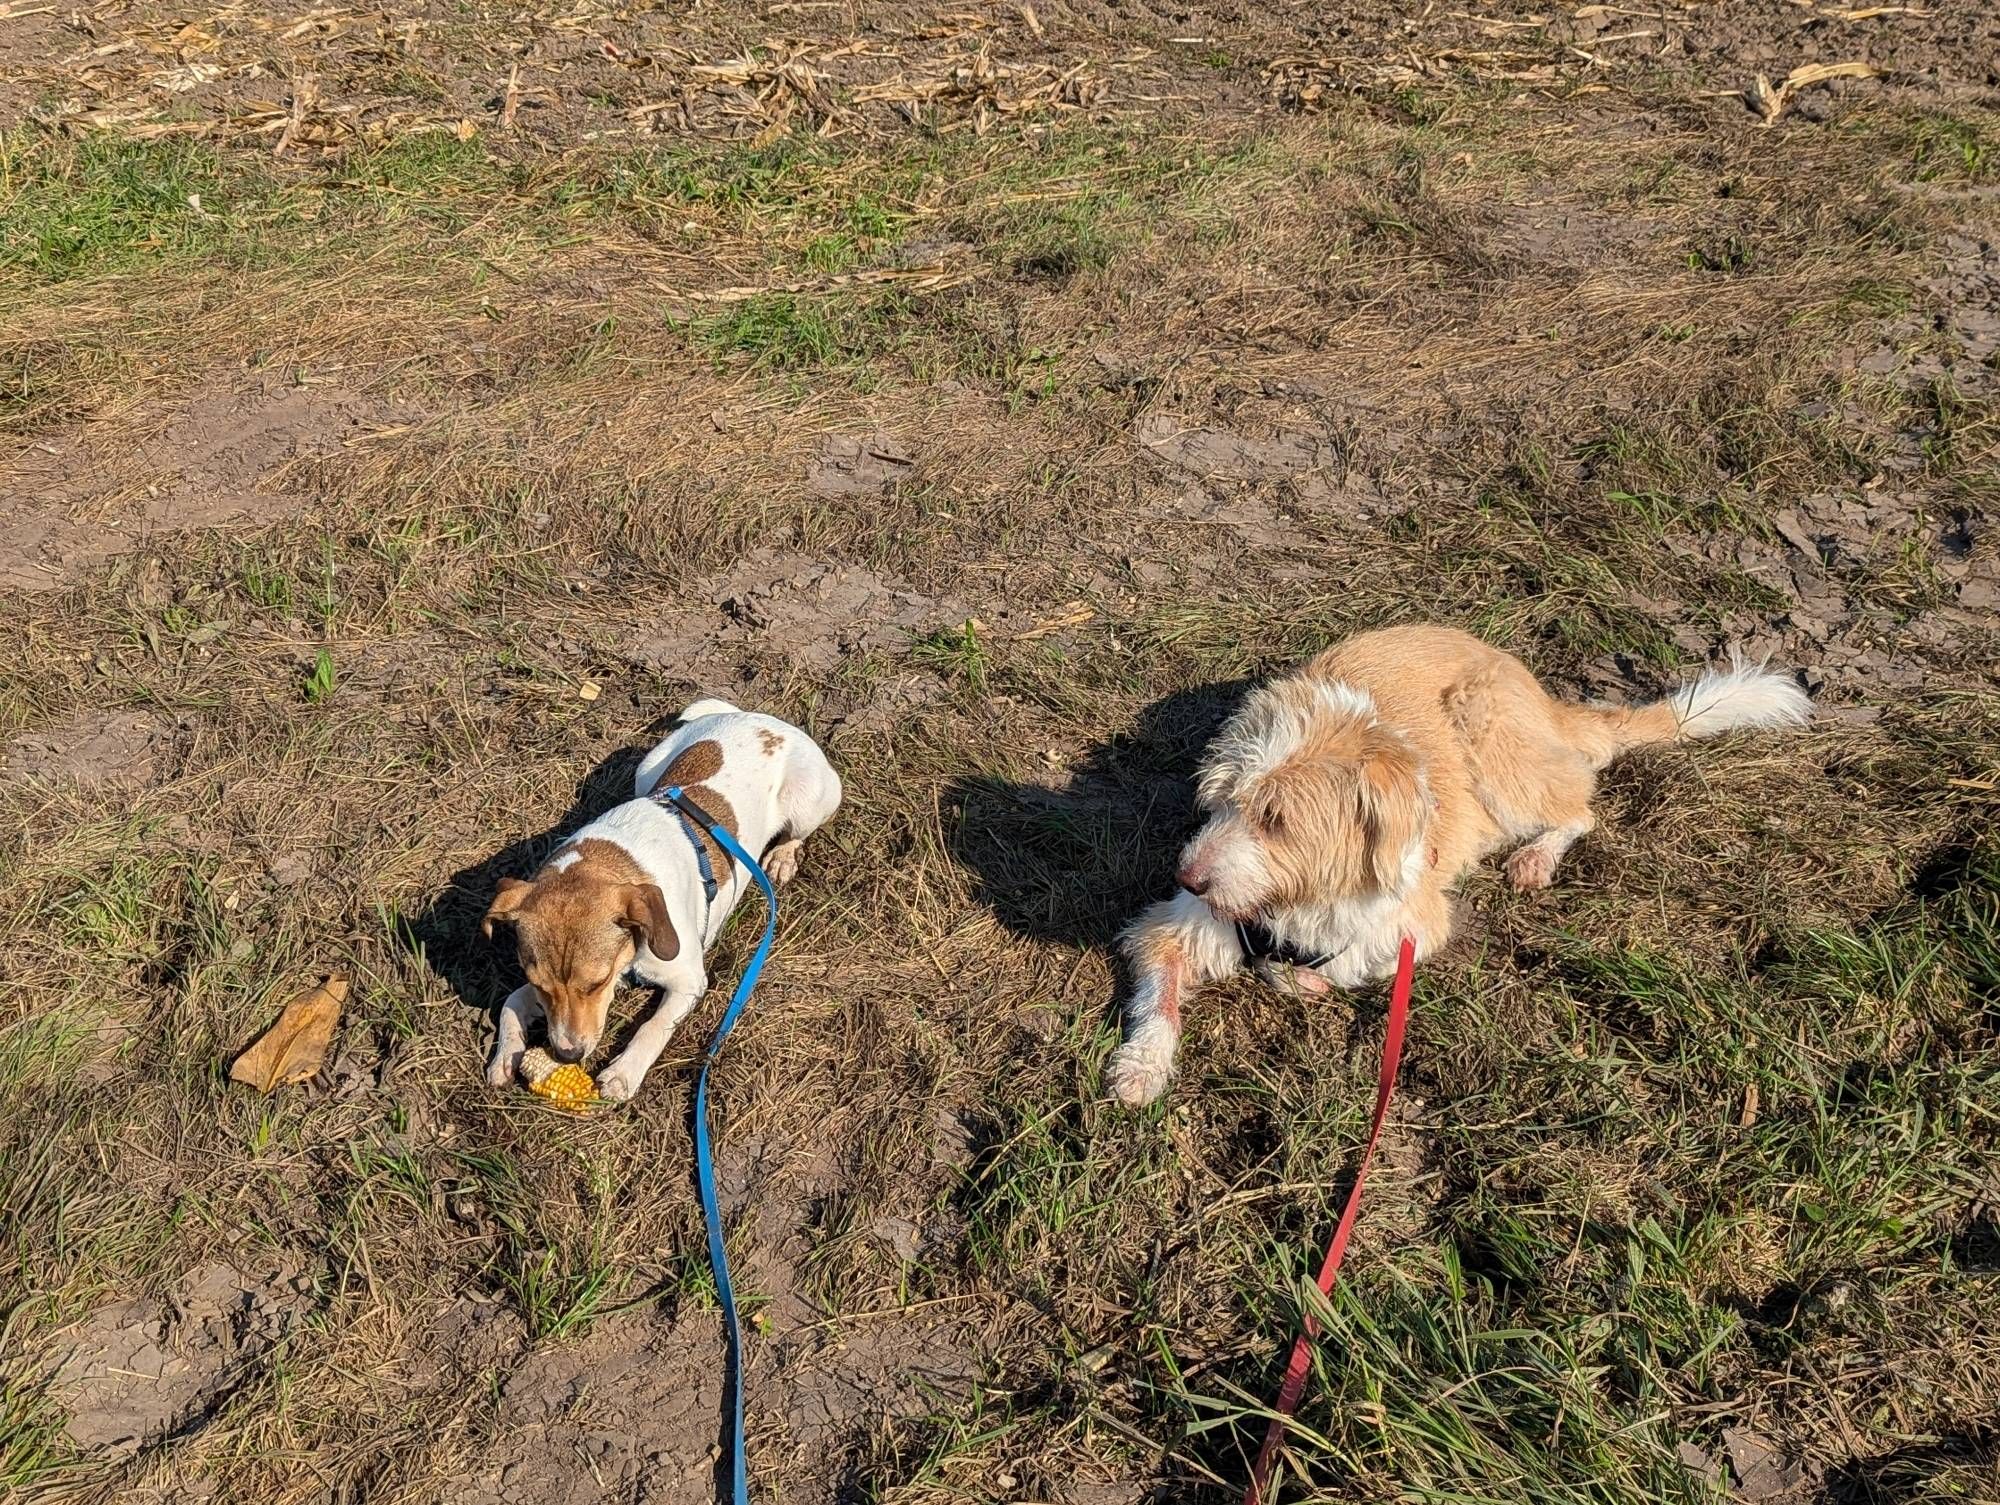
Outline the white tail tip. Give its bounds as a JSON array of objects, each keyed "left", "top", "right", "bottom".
[{"left": 1669, "top": 661, "right": 1812, "bottom": 739}]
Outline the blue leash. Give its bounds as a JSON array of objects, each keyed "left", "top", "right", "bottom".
[{"left": 659, "top": 784, "right": 776, "bottom": 1505}]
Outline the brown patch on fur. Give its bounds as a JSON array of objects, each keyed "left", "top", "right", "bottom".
[
  {"left": 482, "top": 877, "right": 533, "bottom": 938},
  {"left": 1124, "top": 941, "right": 1184, "bottom": 1030},
  {"left": 680, "top": 784, "right": 740, "bottom": 880},
  {"left": 1243, "top": 757, "right": 1375, "bottom": 906},
  {"left": 481, "top": 837, "right": 678, "bottom": 1056},
  {"left": 757, "top": 728, "right": 785, "bottom": 757},
  {"left": 658, "top": 740, "right": 742, "bottom": 875},
  {"left": 662, "top": 739, "right": 723, "bottom": 788}
]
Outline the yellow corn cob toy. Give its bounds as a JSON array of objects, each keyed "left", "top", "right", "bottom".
[{"left": 519, "top": 1048, "right": 598, "bottom": 1112}]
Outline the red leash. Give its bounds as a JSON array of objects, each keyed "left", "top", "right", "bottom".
[{"left": 1243, "top": 934, "right": 1416, "bottom": 1505}]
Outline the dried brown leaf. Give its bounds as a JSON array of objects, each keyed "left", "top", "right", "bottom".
[
  {"left": 272, "top": 72, "right": 318, "bottom": 156},
  {"left": 1783, "top": 59, "right": 1879, "bottom": 89},
  {"left": 229, "top": 976, "right": 347, "bottom": 1092}
]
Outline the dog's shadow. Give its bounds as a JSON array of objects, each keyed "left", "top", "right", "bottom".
[
  {"left": 941, "top": 680, "right": 1252, "bottom": 953},
  {"left": 407, "top": 719, "right": 683, "bottom": 1031}
]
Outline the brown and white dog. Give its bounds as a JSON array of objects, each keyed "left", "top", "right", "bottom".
[
  {"left": 482, "top": 698, "right": 841, "bottom": 1102},
  {"left": 1107, "top": 625, "right": 1810, "bottom": 1107}
]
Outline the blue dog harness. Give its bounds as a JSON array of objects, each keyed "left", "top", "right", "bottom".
[
  {"left": 655, "top": 783, "right": 776, "bottom": 1505},
  {"left": 652, "top": 782, "right": 727, "bottom": 907}
]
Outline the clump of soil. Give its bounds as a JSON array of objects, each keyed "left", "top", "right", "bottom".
[
  {"left": 1927, "top": 231, "right": 2000, "bottom": 382},
  {"left": 778, "top": 1317, "right": 979, "bottom": 1461},
  {"left": 625, "top": 549, "right": 969, "bottom": 712},
  {"left": 443, "top": 1302, "right": 978, "bottom": 1505},
  {"left": 1135, "top": 413, "right": 1330, "bottom": 483},
  {"left": 1483, "top": 196, "right": 1656, "bottom": 272},
  {"left": 1137, "top": 413, "right": 1381, "bottom": 555},
  {"left": 806, "top": 431, "right": 915, "bottom": 499},
  {"left": 51, "top": 1263, "right": 314, "bottom": 1455},
  {"left": 4, "top": 709, "right": 170, "bottom": 791}
]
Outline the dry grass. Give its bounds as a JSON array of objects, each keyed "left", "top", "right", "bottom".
[{"left": 1, "top": 4, "right": 1997, "bottom": 1503}]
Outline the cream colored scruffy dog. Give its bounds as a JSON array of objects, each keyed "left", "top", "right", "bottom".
[{"left": 1108, "top": 625, "right": 1810, "bottom": 1107}]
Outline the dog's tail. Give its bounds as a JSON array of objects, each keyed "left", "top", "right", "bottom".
[{"left": 1577, "top": 658, "right": 1811, "bottom": 761}]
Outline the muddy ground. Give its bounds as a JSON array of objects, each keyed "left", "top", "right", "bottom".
[{"left": 1, "top": 1, "right": 1997, "bottom": 1502}]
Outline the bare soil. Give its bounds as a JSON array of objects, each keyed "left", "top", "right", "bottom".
[
  {"left": 51, "top": 1264, "right": 312, "bottom": 1455},
  {"left": 0, "top": 378, "right": 399, "bottom": 591},
  {"left": 4, "top": 709, "right": 170, "bottom": 791}
]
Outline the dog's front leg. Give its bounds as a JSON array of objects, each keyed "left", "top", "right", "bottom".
[
  {"left": 595, "top": 981, "right": 705, "bottom": 1103},
  {"left": 488, "top": 983, "right": 544, "bottom": 1087},
  {"left": 1107, "top": 890, "right": 1241, "bottom": 1108}
]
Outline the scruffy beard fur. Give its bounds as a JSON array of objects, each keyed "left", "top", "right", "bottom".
[{"left": 1105, "top": 625, "right": 1811, "bottom": 1108}]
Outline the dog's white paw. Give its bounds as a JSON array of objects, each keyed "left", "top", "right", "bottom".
[
  {"left": 487, "top": 1048, "right": 524, "bottom": 1089},
  {"left": 1105, "top": 1042, "right": 1174, "bottom": 1108},
  {"left": 1506, "top": 842, "right": 1558, "bottom": 891},
  {"left": 594, "top": 1065, "right": 642, "bottom": 1103},
  {"left": 763, "top": 840, "right": 804, "bottom": 887}
]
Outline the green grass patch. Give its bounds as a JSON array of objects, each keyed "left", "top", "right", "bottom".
[
  {"left": 0, "top": 134, "right": 235, "bottom": 282},
  {"left": 1908, "top": 114, "right": 1995, "bottom": 183},
  {"left": 335, "top": 131, "right": 509, "bottom": 223},
  {"left": 911, "top": 621, "right": 993, "bottom": 693},
  {"left": 696, "top": 293, "right": 849, "bottom": 369},
  {"left": 1004, "top": 201, "right": 1122, "bottom": 281},
  {"left": 302, "top": 648, "right": 337, "bottom": 703},
  {"left": 0, "top": 127, "right": 517, "bottom": 288}
]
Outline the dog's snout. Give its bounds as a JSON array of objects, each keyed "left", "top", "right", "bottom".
[
  {"left": 548, "top": 1037, "right": 587, "bottom": 1064},
  {"left": 1177, "top": 866, "right": 1210, "bottom": 897}
]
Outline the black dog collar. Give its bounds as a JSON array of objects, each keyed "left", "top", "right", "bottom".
[{"left": 1234, "top": 917, "right": 1344, "bottom": 971}]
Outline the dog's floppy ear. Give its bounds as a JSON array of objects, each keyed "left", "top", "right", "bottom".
[
  {"left": 482, "top": 877, "right": 534, "bottom": 940},
  {"left": 1356, "top": 728, "right": 1427, "bottom": 893},
  {"left": 618, "top": 883, "right": 679, "bottom": 961}
]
